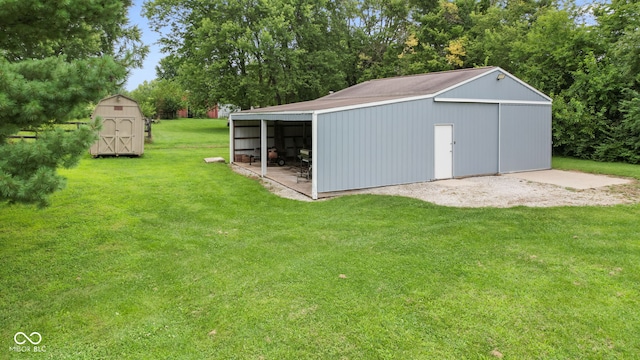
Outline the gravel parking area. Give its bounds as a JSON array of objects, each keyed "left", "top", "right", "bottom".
[{"left": 255, "top": 170, "right": 639, "bottom": 207}]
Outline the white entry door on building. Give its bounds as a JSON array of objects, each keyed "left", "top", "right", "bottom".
[{"left": 434, "top": 124, "right": 453, "bottom": 179}]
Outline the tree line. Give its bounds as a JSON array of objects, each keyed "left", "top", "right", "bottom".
[{"left": 142, "top": 0, "right": 640, "bottom": 163}]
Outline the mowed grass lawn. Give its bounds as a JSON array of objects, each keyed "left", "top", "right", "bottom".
[{"left": 1, "top": 119, "right": 639, "bottom": 359}]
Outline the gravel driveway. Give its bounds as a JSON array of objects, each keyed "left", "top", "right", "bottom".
[{"left": 258, "top": 170, "right": 639, "bottom": 207}]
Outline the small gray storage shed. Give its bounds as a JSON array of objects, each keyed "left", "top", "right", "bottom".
[
  {"left": 90, "top": 94, "right": 145, "bottom": 156},
  {"left": 230, "top": 67, "right": 552, "bottom": 199}
]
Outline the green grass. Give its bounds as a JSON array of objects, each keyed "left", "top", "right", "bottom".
[
  {"left": 554, "top": 156, "right": 640, "bottom": 179},
  {"left": 1, "top": 119, "right": 639, "bottom": 359}
]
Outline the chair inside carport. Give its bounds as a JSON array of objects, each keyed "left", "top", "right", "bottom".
[
  {"left": 249, "top": 148, "right": 260, "bottom": 165},
  {"left": 297, "top": 149, "right": 311, "bottom": 183}
]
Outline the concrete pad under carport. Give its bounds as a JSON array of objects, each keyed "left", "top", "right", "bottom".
[{"left": 503, "top": 169, "right": 631, "bottom": 189}]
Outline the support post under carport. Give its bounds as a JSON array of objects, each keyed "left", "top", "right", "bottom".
[
  {"left": 498, "top": 102, "right": 502, "bottom": 174},
  {"left": 228, "top": 115, "right": 234, "bottom": 162},
  {"left": 260, "top": 119, "right": 267, "bottom": 177},
  {"left": 311, "top": 113, "right": 318, "bottom": 200}
]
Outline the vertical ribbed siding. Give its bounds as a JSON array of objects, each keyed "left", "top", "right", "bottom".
[
  {"left": 432, "top": 103, "right": 499, "bottom": 177},
  {"left": 317, "top": 100, "right": 431, "bottom": 193},
  {"left": 500, "top": 104, "right": 552, "bottom": 172},
  {"left": 234, "top": 101, "right": 549, "bottom": 194},
  {"left": 438, "top": 72, "right": 550, "bottom": 102},
  {"left": 316, "top": 100, "right": 507, "bottom": 193}
]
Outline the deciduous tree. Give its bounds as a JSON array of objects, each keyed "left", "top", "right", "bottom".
[{"left": 145, "top": 0, "right": 351, "bottom": 109}]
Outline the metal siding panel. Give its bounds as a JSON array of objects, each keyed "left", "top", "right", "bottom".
[
  {"left": 456, "top": 107, "right": 499, "bottom": 177},
  {"left": 232, "top": 121, "right": 261, "bottom": 155},
  {"left": 432, "top": 103, "right": 499, "bottom": 177},
  {"left": 335, "top": 114, "right": 343, "bottom": 188},
  {"left": 424, "top": 103, "right": 435, "bottom": 181},
  {"left": 420, "top": 101, "right": 433, "bottom": 179},
  {"left": 321, "top": 113, "right": 340, "bottom": 191},
  {"left": 316, "top": 100, "right": 431, "bottom": 193},
  {"left": 500, "top": 104, "right": 552, "bottom": 172},
  {"left": 439, "top": 74, "right": 549, "bottom": 102},
  {"left": 349, "top": 111, "right": 366, "bottom": 190},
  {"left": 380, "top": 106, "right": 390, "bottom": 185}
]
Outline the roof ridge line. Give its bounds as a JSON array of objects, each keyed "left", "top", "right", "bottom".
[{"left": 363, "top": 66, "right": 497, "bottom": 83}]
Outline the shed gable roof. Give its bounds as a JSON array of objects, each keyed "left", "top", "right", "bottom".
[{"left": 97, "top": 94, "right": 140, "bottom": 105}]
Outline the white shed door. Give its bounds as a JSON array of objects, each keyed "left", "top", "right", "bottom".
[{"left": 434, "top": 125, "right": 453, "bottom": 179}]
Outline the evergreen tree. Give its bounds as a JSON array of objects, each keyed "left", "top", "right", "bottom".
[{"left": 0, "top": 0, "right": 147, "bottom": 206}]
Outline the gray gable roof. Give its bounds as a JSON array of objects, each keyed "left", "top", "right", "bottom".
[
  {"left": 237, "top": 66, "right": 545, "bottom": 115},
  {"left": 324, "top": 66, "right": 496, "bottom": 100}
]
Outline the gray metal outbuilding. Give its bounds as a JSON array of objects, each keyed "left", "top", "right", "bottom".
[
  {"left": 90, "top": 94, "right": 145, "bottom": 157},
  {"left": 229, "top": 67, "right": 552, "bottom": 199}
]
